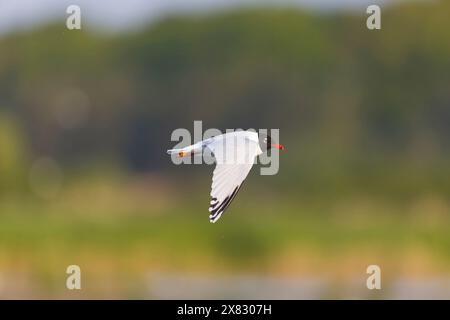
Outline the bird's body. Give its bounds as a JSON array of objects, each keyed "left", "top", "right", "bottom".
[
  {"left": 167, "top": 131, "right": 261, "bottom": 158},
  {"left": 168, "top": 130, "right": 283, "bottom": 223}
]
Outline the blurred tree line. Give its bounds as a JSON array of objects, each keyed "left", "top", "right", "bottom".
[{"left": 0, "top": 3, "right": 449, "bottom": 196}]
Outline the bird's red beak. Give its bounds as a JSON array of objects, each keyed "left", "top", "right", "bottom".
[{"left": 271, "top": 143, "right": 285, "bottom": 150}]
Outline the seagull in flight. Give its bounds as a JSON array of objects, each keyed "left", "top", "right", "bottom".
[{"left": 167, "top": 130, "right": 284, "bottom": 223}]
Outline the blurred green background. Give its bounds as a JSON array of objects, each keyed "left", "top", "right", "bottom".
[{"left": 0, "top": 0, "right": 449, "bottom": 298}]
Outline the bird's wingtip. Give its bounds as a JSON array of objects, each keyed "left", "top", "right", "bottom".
[{"left": 209, "top": 213, "right": 222, "bottom": 223}]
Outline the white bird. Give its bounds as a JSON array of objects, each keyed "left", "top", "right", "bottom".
[{"left": 167, "top": 130, "right": 284, "bottom": 223}]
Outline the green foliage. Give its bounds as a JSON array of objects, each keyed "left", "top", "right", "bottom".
[
  {"left": 0, "top": 112, "right": 28, "bottom": 194},
  {"left": 0, "top": 3, "right": 448, "bottom": 196}
]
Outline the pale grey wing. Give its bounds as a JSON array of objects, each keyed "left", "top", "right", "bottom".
[{"left": 206, "top": 139, "right": 259, "bottom": 223}]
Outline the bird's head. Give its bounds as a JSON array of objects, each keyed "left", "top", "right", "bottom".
[{"left": 259, "top": 134, "right": 285, "bottom": 152}]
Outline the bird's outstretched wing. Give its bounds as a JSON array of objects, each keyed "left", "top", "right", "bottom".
[{"left": 206, "top": 137, "right": 260, "bottom": 223}]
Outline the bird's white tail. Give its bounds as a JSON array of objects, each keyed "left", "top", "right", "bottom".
[
  {"left": 167, "top": 148, "right": 192, "bottom": 157},
  {"left": 166, "top": 148, "right": 181, "bottom": 155},
  {"left": 167, "top": 142, "right": 203, "bottom": 157}
]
